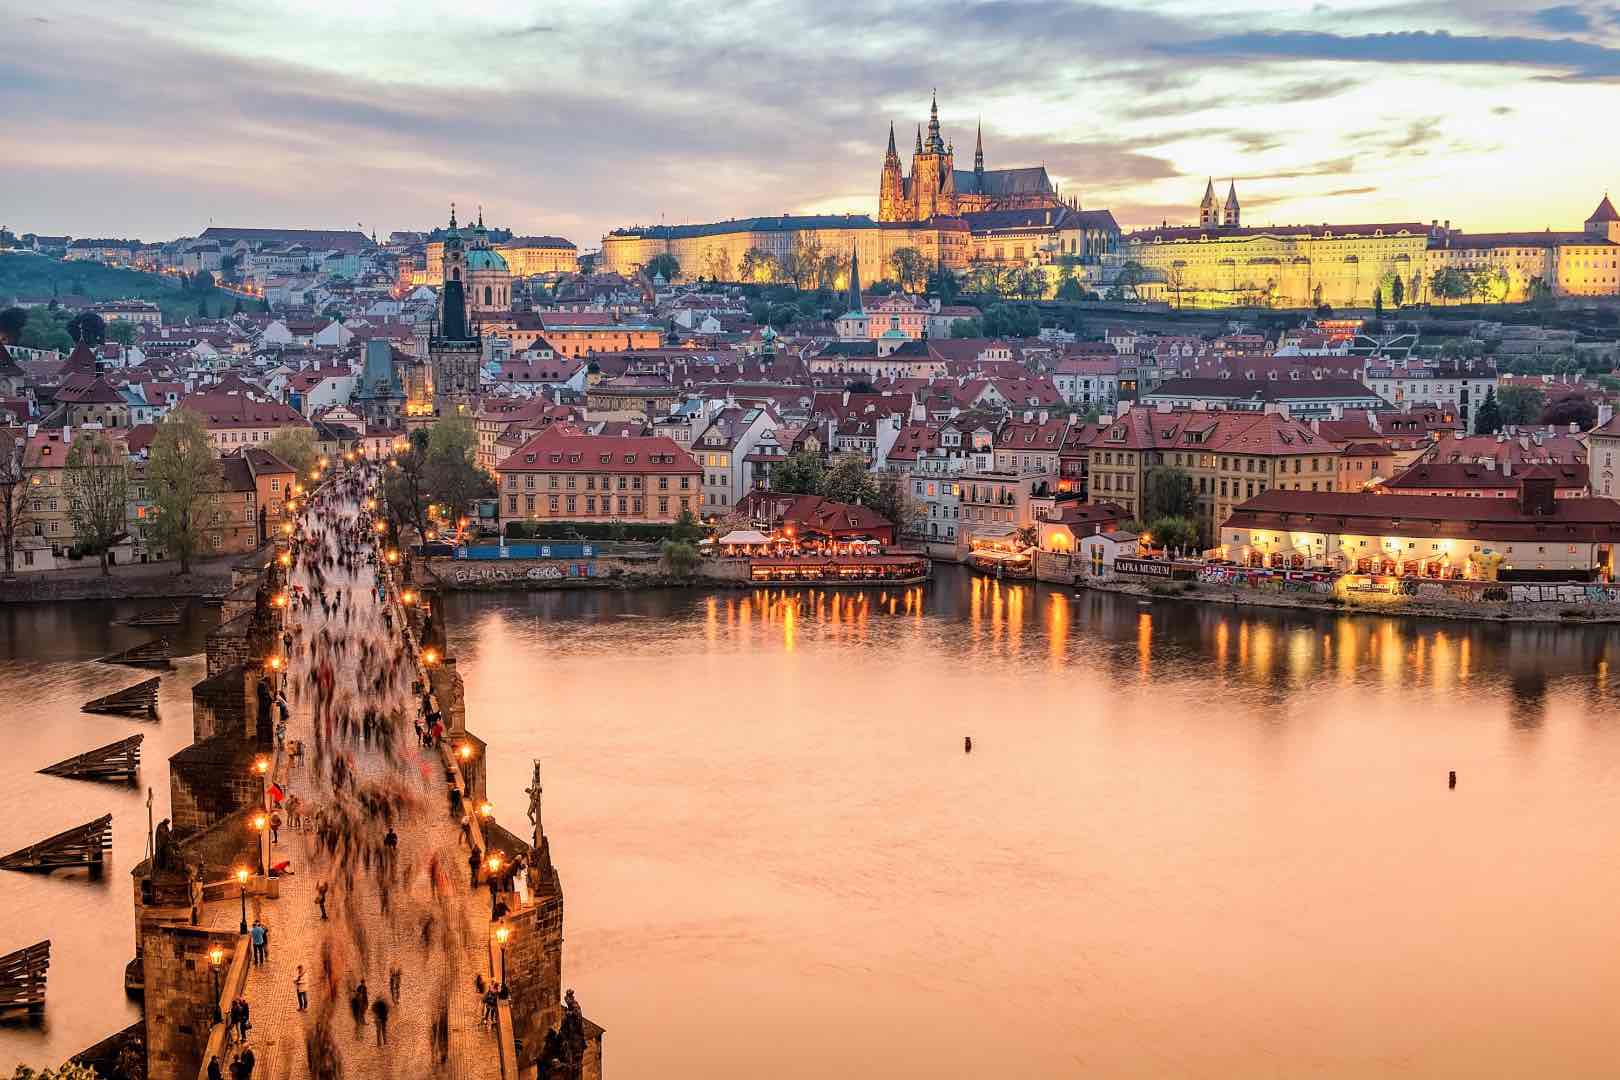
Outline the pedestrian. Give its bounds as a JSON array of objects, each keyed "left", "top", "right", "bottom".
[
  {"left": 250, "top": 919, "right": 268, "bottom": 966},
  {"left": 294, "top": 964, "right": 308, "bottom": 1011},
  {"left": 469, "top": 846, "right": 483, "bottom": 888},
  {"left": 482, "top": 985, "right": 499, "bottom": 1024},
  {"left": 371, "top": 996, "right": 390, "bottom": 1044},
  {"left": 388, "top": 962, "right": 401, "bottom": 1004},
  {"left": 239, "top": 1047, "right": 255, "bottom": 1080},
  {"left": 207, "top": 1056, "right": 222, "bottom": 1080},
  {"left": 316, "top": 881, "right": 329, "bottom": 920}
]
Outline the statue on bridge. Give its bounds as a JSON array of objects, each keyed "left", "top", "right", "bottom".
[
  {"left": 525, "top": 759, "right": 543, "bottom": 850},
  {"left": 152, "top": 818, "right": 175, "bottom": 875},
  {"left": 538, "top": 989, "right": 588, "bottom": 1080}
]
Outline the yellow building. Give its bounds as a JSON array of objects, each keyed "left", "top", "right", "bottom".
[
  {"left": 495, "top": 236, "right": 579, "bottom": 276},
  {"left": 1083, "top": 406, "right": 1340, "bottom": 543},
  {"left": 1127, "top": 220, "right": 1434, "bottom": 309},
  {"left": 601, "top": 214, "right": 971, "bottom": 284}
]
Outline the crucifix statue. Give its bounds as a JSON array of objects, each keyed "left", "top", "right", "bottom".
[{"left": 525, "top": 759, "right": 543, "bottom": 850}]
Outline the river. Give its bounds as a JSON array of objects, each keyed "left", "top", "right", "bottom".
[{"left": 6, "top": 571, "right": 1620, "bottom": 1075}]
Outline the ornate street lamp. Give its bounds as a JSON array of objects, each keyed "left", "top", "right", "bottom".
[{"left": 234, "top": 866, "right": 250, "bottom": 934}]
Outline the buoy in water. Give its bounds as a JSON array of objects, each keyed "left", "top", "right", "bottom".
[
  {"left": 1448, "top": 770, "right": 1457, "bottom": 789},
  {"left": 964, "top": 736, "right": 972, "bottom": 753}
]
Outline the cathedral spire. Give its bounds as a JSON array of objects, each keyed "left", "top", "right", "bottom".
[
  {"left": 926, "top": 88, "right": 945, "bottom": 153},
  {"left": 847, "top": 247, "right": 863, "bottom": 315},
  {"left": 974, "top": 118, "right": 984, "bottom": 173},
  {"left": 886, "top": 121, "right": 897, "bottom": 158},
  {"left": 477, "top": 204, "right": 484, "bottom": 229},
  {"left": 915, "top": 124, "right": 923, "bottom": 155},
  {"left": 449, "top": 201, "right": 457, "bottom": 229}
]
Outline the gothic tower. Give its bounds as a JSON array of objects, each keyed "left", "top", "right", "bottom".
[
  {"left": 974, "top": 119, "right": 985, "bottom": 181},
  {"left": 878, "top": 122, "right": 906, "bottom": 222},
  {"left": 1224, "top": 181, "right": 1241, "bottom": 228},
  {"left": 1199, "top": 179, "right": 1219, "bottom": 229},
  {"left": 429, "top": 204, "right": 482, "bottom": 417},
  {"left": 910, "top": 90, "right": 957, "bottom": 221}
]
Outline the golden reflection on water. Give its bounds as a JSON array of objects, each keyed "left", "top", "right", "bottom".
[{"left": 650, "top": 578, "right": 1620, "bottom": 704}]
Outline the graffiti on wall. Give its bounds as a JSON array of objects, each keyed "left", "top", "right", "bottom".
[
  {"left": 451, "top": 562, "right": 590, "bottom": 584},
  {"left": 1196, "top": 566, "right": 1333, "bottom": 594}
]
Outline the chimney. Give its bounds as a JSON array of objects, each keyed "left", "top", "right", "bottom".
[
  {"left": 1519, "top": 474, "right": 1556, "bottom": 516},
  {"left": 25, "top": 423, "right": 36, "bottom": 438},
  {"left": 1483, "top": 458, "right": 1495, "bottom": 471},
  {"left": 1569, "top": 421, "right": 1579, "bottom": 434},
  {"left": 1503, "top": 458, "right": 1512, "bottom": 477},
  {"left": 1599, "top": 403, "right": 1614, "bottom": 429}
]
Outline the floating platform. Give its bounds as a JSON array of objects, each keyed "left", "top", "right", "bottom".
[
  {"left": 125, "top": 603, "right": 185, "bottom": 627},
  {"left": 82, "top": 677, "right": 160, "bottom": 717},
  {"left": 0, "top": 940, "right": 49, "bottom": 1021},
  {"left": 98, "top": 639, "right": 173, "bottom": 670},
  {"left": 39, "top": 734, "right": 143, "bottom": 783},
  {"left": 0, "top": 815, "right": 113, "bottom": 875}
]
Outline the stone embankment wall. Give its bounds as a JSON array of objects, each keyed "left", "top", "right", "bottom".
[{"left": 423, "top": 555, "right": 750, "bottom": 590}]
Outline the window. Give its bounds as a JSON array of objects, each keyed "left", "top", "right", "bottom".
[{"left": 507, "top": 496, "right": 518, "bottom": 513}]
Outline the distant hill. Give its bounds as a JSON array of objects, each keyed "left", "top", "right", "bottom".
[{"left": 0, "top": 252, "right": 232, "bottom": 322}]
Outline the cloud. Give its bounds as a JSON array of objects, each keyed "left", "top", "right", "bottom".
[
  {"left": 1161, "top": 29, "right": 1620, "bottom": 81},
  {"left": 1323, "top": 186, "right": 1379, "bottom": 197},
  {"left": 1346, "top": 117, "right": 1444, "bottom": 157},
  {"left": 1241, "top": 157, "right": 1357, "bottom": 181},
  {"left": 1530, "top": 5, "right": 1591, "bottom": 32}
]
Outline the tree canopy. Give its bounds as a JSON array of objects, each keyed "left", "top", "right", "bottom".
[
  {"left": 147, "top": 408, "right": 221, "bottom": 573},
  {"left": 65, "top": 431, "right": 128, "bottom": 574},
  {"left": 266, "top": 426, "right": 319, "bottom": 477}
]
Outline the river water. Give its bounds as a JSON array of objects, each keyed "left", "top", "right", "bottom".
[{"left": 6, "top": 571, "right": 1620, "bottom": 1075}]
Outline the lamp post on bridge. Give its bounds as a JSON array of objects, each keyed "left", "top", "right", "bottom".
[{"left": 234, "top": 866, "right": 250, "bottom": 935}]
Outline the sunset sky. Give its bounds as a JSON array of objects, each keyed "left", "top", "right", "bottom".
[{"left": 4, "top": 0, "right": 1618, "bottom": 246}]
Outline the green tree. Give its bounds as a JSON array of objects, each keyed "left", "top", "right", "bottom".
[
  {"left": 1540, "top": 395, "right": 1597, "bottom": 429},
  {"left": 1373, "top": 288, "right": 1384, "bottom": 317},
  {"left": 949, "top": 317, "right": 983, "bottom": 338},
  {"left": 889, "top": 247, "right": 927, "bottom": 292},
  {"left": 1496, "top": 385, "right": 1546, "bottom": 427},
  {"left": 147, "top": 408, "right": 221, "bottom": 573},
  {"left": 818, "top": 457, "right": 877, "bottom": 505},
  {"left": 771, "top": 450, "right": 825, "bottom": 494},
  {"left": 107, "top": 319, "right": 136, "bottom": 347},
  {"left": 1055, "top": 275, "right": 1085, "bottom": 301},
  {"left": 644, "top": 253, "right": 680, "bottom": 282},
  {"left": 1142, "top": 466, "right": 1195, "bottom": 521},
  {"left": 926, "top": 268, "right": 959, "bottom": 304},
  {"left": 1145, "top": 514, "right": 1200, "bottom": 553},
  {"left": 869, "top": 471, "right": 920, "bottom": 533},
  {"left": 737, "top": 248, "right": 769, "bottom": 283},
  {"left": 66, "top": 310, "right": 107, "bottom": 346},
  {"left": 9, "top": 1062, "right": 101, "bottom": 1080},
  {"left": 789, "top": 234, "right": 823, "bottom": 291},
  {"left": 660, "top": 538, "right": 699, "bottom": 575},
  {"left": 425, "top": 414, "right": 491, "bottom": 523},
  {"left": 65, "top": 430, "right": 128, "bottom": 575},
  {"left": 1474, "top": 386, "right": 1502, "bottom": 434},
  {"left": 980, "top": 303, "right": 1039, "bottom": 338},
  {"left": 1391, "top": 275, "right": 1405, "bottom": 308},
  {"left": 266, "top": 426, "right": 318, "bottom": 477},
  {"left": 0, "top": 429, "right": 31, "bottom": 579},
  {"left": 382, "top": 429, "right": 434, "bottom": 537},
  {"left": 0, "top": 306, "right": 26, "bottom": 345},
  {"left": 670, "top": 505, "right": 704, "bottom": 543},
  {"left": 1117, "top": 261, "right": 1145, "bottom": 300}
]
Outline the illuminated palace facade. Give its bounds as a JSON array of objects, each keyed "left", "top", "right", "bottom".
[
  {"left": 601, "top": 214, "right": 972, "bottom": 284},
  {"left": 1128, "top": 187, "right": 1620, "bottom": 309}
]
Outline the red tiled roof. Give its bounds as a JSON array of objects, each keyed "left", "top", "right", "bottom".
[
  {"left": 1223, "top": 488, "right": 1620, "bottom": 543},
  {"left": 495, "top": 425, "right": 699, "bottom": 474}
]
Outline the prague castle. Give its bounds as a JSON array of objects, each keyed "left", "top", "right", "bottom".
[
  {"left": 602, "top": 93, "right": 1121, "bottom": 284},
  {"left": 877, "top": 91, "right": 1066, "bottom": 222}
]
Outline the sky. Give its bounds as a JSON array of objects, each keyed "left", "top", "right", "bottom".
[{"left": 3, "top": 0, "right": 1619, "bottom": 248}]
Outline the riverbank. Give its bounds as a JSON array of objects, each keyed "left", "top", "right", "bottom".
[
  {"left": 1077, "top": 575, "right": 1620, "bottom": 623},
  {"left": 419, "top": 554, "right": 930, "bottom": 591},
  {"left": 0, "top": 555, "right": 241, "bottom": 603}
]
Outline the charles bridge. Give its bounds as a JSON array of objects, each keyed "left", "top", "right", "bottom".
[{"left": 28, "top": 496, "right": 610, "bottom": 1080}]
